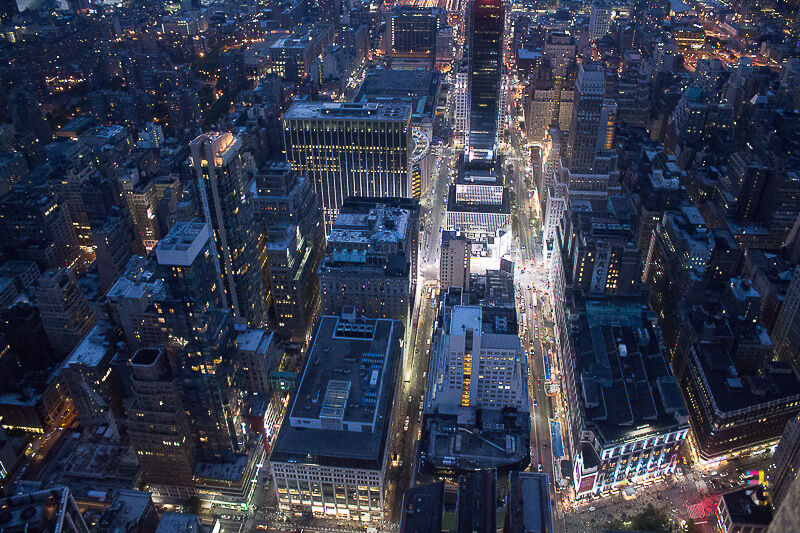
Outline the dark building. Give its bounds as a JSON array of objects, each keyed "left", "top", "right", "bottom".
[
  {"left": 399, "top": 482, "right": 444, "bottom": 533},
  {"left": 190, "top": 132, "right": 268, "bottom": 327},
  {"left": 467, "top": 0, "right": 503, "bottom": 159},
  {"left": 769, "top": 415, "right": 800, "bottom": 512},
  {"left": 253, "top": 161, "right": 325, "bottom": 344},
  {"left": 457, "top": 469, "right": 496, "bottom": 533},
  {"left": 0, "top": 191, "right": 80, "bottom": 270},
  {"left": 319, "top": 197, "right": 419, "bottom": 321},
  {"left": 505, "top": 472, "right": 553, "bottom": 533},
  {"left": 682, "top": 342, "right": 800, "bottom": 462},
  {"left": 128, "top": 348, "right": 196, "bottom": 501},
  {"left": 387, "top": 7, "right": 441, "bottom": 57}
]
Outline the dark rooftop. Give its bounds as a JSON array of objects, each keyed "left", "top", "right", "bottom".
[
  {"left": 271, "top": 315, "right": 402, "bottom": 469},
  {"left": 575, "top": 316, "right": 689, "bottom": 445}
]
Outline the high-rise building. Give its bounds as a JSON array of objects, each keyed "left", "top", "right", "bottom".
[
  {"left": 682, "top": 343, "right": 800, "bottom": 462},
  {"left": 566, "top": 64, "right": 615, "bottom": 174},
  {"left": 440, "top": 231, "right": 471, "bottom": 291},
  {"left": 283, "top": 102, "right": 413, "bottom": 231},
  {"left": 270, "top": 313, "right": 403, "bottom": 522},
  {"left": 319, "top": 197, "right": 419, "bottom": 321},
  {"left": 467, "top": 0, "right": 503, "bottom": 159},
  {"left": 429, "top": 303, "right": 528, "bottom": 411},
  {"left": 37, "top": 268, "right": 96, "bottom": 355},
  {"left": 154, "top": 222, "right": 247, "bottom": 461},
  {"left": 253, "top": 161, "right": 324, "bottom": 344},
  {"left": 318, "top": 0, "right": 340, "bottom": 25},
  {"left": 454, "top": 60, "right": 470, "bottom": 150},
  {"left": 589, "top": 3, "right": 612, "bottom": 40},
  {"left": 769, "top": 415, "right": 800, "bottom": 511},
  {"left": 386, "top": 7, "right": 441, "bottom": 58},
  {"left": 128, "top": 347, "right": 196, "bottom": 501},
  {"left": 190, "top": 132, "right": 268, "bottom": 327}
]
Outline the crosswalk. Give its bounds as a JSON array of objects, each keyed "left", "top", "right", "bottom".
[{"left": 686, "top": 501, "right": 715, "bottom": 521}]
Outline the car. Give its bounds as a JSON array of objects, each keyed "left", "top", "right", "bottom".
[
  {"left": 534, "top": 333, "right": 538, "bottom": 339},
  {"left": 529, "top": 303, "right": 533, "bottom": 308}
]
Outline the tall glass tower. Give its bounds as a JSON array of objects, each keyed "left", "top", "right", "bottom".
[{"left": 467, "top": 0, "right": 503, "bottom": 160}]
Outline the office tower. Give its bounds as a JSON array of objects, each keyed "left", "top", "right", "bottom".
[
  {"left": 128, "top": 347, "right": 196, "bottom": 500},
  {"left": 37, "top": 268, "right": 96, "bottom": 355},
  {"left": 120, "top": 173, "right": 180, "bottom": 253},
  {"left": 270, "top": 313, "right": 403, "bottom": 522},
  {"left": 440, "top": 231, "right": 471, "bottom": 291},
  {"left": 190, "top": 132, "right": 267, "bottom": 327},
  {"left": 319, "top": 197, "right": 419, "bottom": 321},
  {"left": 387, "top": 7, "right": 441, "bottom": 57},
  {"left": 0, "top": 191, "right": 80, "bottom": 270},
  {"left": 589, "top": 3, "right": 612, "bottom": 40},
  {"left": 562, "top": 196, "right": 641, "bottom": 297},
  {"left": 773, "top": 266, "right": 800, "bottom": 373},
  {"left": 467, "top": 0, "right": 503, "bottom": 159},
  {"left": 718, "top": 152, "right": 768, "bottom": 223},
  {"left": 269, "top": 25, "right": 334, "bottom": 82},
  {"left": 430, "top": 303, "right": 528, "bottom": 411},
  {"left": 505, "top": 472, "right": 554, "bottom": 533},
  {"left": 457, "top": 470, "right": 496, "bottom": 533},
  {"left": 283, "top": 102, "right": 413, "bottom": 231},
  {"left": 236, "top": 329, "right": 282, "bottom": 393},
  {"left": 93, "top": 209, "right": 137, "bottom": 293},
  {"left": 253, "top": 161, "right": 324, "bottom": 344},
  {"left": 770, "top": 415, "right": 800, "bottom": 511},
  {"left": 543, "top": 31, "right": 576, "bottom": 73},
  {"left": 567, "top": 64, "right": 614, "bottom": 174},
  {"left": 527, "top": 61, "right": 557, "bottom": 143}
]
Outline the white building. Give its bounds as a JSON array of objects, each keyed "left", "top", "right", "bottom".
[
  {"left": 428, "top": 305, "right": 528, "bottom": 412},
  {"left": 589, "top": 4, "right": 612, "bottom": 40}
]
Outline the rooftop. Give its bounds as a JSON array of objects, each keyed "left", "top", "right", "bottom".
[
  {"left": 271, "top": 315, "right": 402, "bottom": 469},
  {"left": 693, "top": 342, "right": 800, "bottom": 415},
  {"left": 506, "top": 472, "right": 553, "bottom": 533},
  {"left": 62, "top": 322, "right": 116, "bottom": 369},
  {"left": 283, "top": 101, "right": 412, "bottom": 123},
  {"left": 574, "top": 317, "right": 689, "bottom": 445},
  {"left": 154, "top": 222, "right": 211, "bottom": 267}
]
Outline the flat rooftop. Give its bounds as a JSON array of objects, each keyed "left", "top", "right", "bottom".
[
  {"left": 574, "top": 317, "right": 689, "bottom": 445},
  {"left": 694, "top": 342, "right": 800, "bottom": 414},
  {"left": 283, "top": 101, "right": 412, "bottom": 123},
  {"left": 62, "top": 322, "right": 115, "bottom": 369},
  {"left": 271, "top": 315, "right": 402, "bottom": 469}
]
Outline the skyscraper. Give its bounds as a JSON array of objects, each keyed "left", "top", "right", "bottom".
[
  {"left": 566, "top": 64, "right": 616, "bottom": 174},
  {"left": 283, "top": 102, "right": 413, "bottom": 231},
  {"left": 589, "top": 3, "right": 612, "bottom": 40},
  {"left": 253, "top": 161, "right": 325, "bottom": 344},
  {"left": 467, "top": 0, "right": 503, "bottom": 159},
  {"left": 128, "top": 347, "right": 196, "bottom": 501},
  {"left": 190, "top": 132, "right": 267, "bottom": 327}
]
